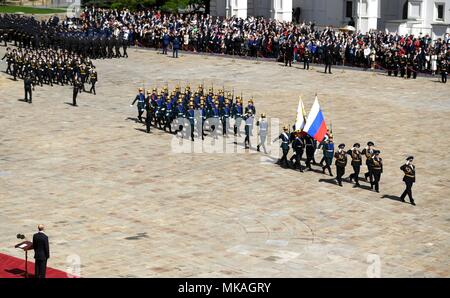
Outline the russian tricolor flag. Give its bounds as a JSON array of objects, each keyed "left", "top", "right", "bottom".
[{"left": 303, "top": 96, "right": 328, "bottom": 142}]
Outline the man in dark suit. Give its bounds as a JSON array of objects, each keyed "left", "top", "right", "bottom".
[{"left": 33, "top": 224, "right": 50, "bottom": 278}]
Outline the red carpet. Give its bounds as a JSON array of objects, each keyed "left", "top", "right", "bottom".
[{"left": 0, "top": 253, "right": 74, "bottom": 278}]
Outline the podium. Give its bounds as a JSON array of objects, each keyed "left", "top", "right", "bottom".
[{"left": 14, "top": 241, "right": 33, "bottom": 278}]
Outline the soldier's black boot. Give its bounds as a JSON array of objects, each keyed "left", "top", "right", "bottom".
[
  {"left": 410, "top": 199, "right": 415, "bottom": 206},
  {"left": 257, "top": 145, "right": 260, "bottom": 152}
]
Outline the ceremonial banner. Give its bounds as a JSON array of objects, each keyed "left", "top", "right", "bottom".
[
  {"left": 294, "top": 97, "right": 307, "bottom": 131},
  {"left": 303, "top": 96, "right": 328, "bottom": 142}
]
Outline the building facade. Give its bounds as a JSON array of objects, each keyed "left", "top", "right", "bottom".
[{"left": 210, "top": 0, "right": 450, "bottom": 38}]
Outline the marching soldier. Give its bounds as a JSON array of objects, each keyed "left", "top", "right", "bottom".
[
  {"left": 321, "top": 137, "right": 334, "bottom": 176},
  {"left": 370, "top": 150, "right": 383, "bottom": 192},
  {"left": 199, "top": 101, "right": 207, "bottom": 140},
  {"left": 334, "top": 144, "right": 347, "bottom": 186},
  {"left": 1, "top": 47, "right": 12, "bottom": 74},
  {"left": 399, "top": 54, "right": 407, "bottom": 78},
  {"left": 89, "top": 67, "right": 98, "bottom": 95},
  {"left": 347, "top": 143, "right": 362, "bottom": 187},
  {"left": 273, "top": 125, "right": 290, "bottom": 168},
  {"left": 72, "top": 76, "right": 82, "bottom": 106},
  {"left": 232, "top": 98, "right": 243, "bottom": 136},
  {"left": 243, "top": 110, "right": 254, "bottom": 149},
  {"left": 145, "top": 91, "right": 153, "bottom": 133},
  {"left": 304, "top": 134, "right": 316, "bottom": 171},
  {"left": 186, "top": 103, "right": 195, "bottom": 141},
  {"left": 130, "top": 88, "right": 146, "bottom": 122},
  {"left": 245, "top": 99, "right": 256, "bottom": 115},
  {"left": 256, "top": 113, "right": 268, "bottom": 154},
  {"left": 290, "top": 130, "right": 305, "bottom": 172},
  {"left": 362, "top": 141, "right": 375, "bottom": 184},
  {"left": 400, "top": 156, "right": 416, "bottom": 205},
  {"left": 221, "top": 100, "right": 232, "bottom": 136}
]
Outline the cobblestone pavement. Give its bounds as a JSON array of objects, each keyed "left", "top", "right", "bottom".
[{"left": 0, "top": 47, "right": 449, "bottom": 277}]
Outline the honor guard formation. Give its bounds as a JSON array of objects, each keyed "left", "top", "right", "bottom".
[
  {"left": 130, "top": 84, "right": 257, "bottom": 144},
  {"left": 272, "top": 126, "right": 391, "bottom": 194},
  {"left": 0, "top": 9, "right": 421, "bottom": 206},
  {"left": 0, "top": 15, "right": 105, "bottom": 105}
]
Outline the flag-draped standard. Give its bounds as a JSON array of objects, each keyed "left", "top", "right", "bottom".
[
  {"left": 294, "top": 97, "right": 307, "bottom": 131},
  {"left": 303, "top": 96, "right": 328, "bottom": 142}
]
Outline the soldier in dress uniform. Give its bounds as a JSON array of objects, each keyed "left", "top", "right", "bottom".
[
  {"left": 290, "top": 130, "right": 305, "bottom": 172},
  {"left": 221, "top": 100, "right": 232, "bottom": 136},
  {"left": 24, "top": 74, "right": 34, "bottom": 103},
  {"left": 232, "top": 98, "right": 243, "bottom": 136},
  {"left": 321, "top": 137, "right": 334, "bottom": 176},
  {"left": 186, "top": 102, "right": 195, "bottom": 141},
  {"left": 370, "top": 150, "right": 383, "bottom": 192},
  {"left": 72, "top": 76, "right": 82, "bottom": 106},
  {"left": 256, "top": 113, "right": 268, "bottom": 154},
  {"left": 400, "top": 156, "right": 416, "bottom": 205},
  {"left": 347, "top": 143, "right": 362, "bottom": 187},
  {"left": 243, "top": 110, "right": 254, "bottom": 149},
  {"left": 304, "top": 134, "right": 316, "bottom": 171},
  {"left": 334, "top": 143, "right": 347, "bottom": 186},
  {"left": 130, "top": 88, "right": 146, "bottom": 122},
  {"left": 399, "top": 54, "right": 407, "bottom": 78},
  {"left": 89, "top": 67, "right": 97, "bottom": 95},
  {"left": 245, "top": 98, "right": 256, "bottom": 115},
  {"left": 273, "top": 125, "right": 290, "bottom": 167},
  {"left": 1, "top": 47, "right": 12, "bottom": 74},
  {"left": 145, "top": 90, "right": 153, "bottom": 133},
  {"left": 362, "top": 141, "right": 375, "bottom": 184}
]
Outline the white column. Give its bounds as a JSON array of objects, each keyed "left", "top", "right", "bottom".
[
  {"left": 366, "top": 0, "right": 380, "bottom": 31},
  {"left": 270, "top": 0, "right": 293, "bottom": 22},
  {"left": 226, "top": 0, "right": 248, "bottom": 19}
]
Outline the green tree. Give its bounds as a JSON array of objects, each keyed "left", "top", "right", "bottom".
[
  {"left": 111, "top": 0, "right": 156, "bottom": 10},
  {"left": 161, "top": 0, "right": 209, "bottom": 13}
]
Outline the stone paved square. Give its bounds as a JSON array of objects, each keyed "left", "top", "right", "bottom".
[{"left": 0, "top": 47, "right": 449, "bottom": 277}]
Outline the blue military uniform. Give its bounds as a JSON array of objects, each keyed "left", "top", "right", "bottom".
[{"left": 131, "top": 90, "right": 145, "bottom": 122}]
